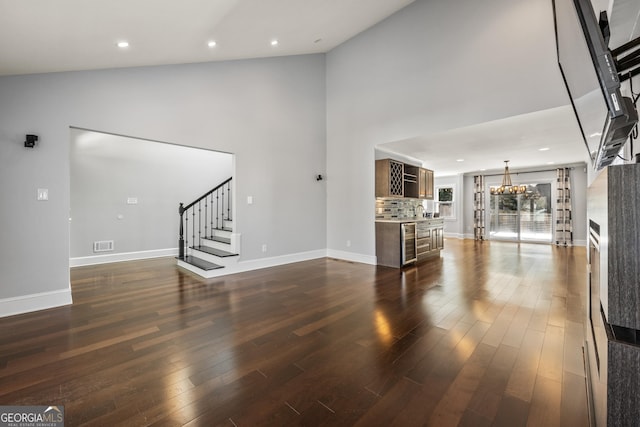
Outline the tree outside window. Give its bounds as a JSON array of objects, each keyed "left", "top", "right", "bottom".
[{"left": 436, "top": 186, "right": 454, "bottom": 219}]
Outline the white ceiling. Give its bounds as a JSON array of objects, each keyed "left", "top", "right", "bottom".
[
  {"left": 0, "top": 0, "right": 414, "bottom": 76},
  {"left": 378, "top": 0, "right": 640, "bottom": 176},
  {"left": 0, "top": 0, "right": 636, "bottom": 176},
  {"left": 379, "top": 105, "right": 587, "bottom": 176}
]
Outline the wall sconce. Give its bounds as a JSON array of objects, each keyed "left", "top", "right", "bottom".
[{"left": 24, "top": 134, "right": 38, "bottom": 148}]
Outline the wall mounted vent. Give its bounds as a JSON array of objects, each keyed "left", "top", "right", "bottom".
[{"left": 93, "top": 240, "right": 114, "bottom": 253}]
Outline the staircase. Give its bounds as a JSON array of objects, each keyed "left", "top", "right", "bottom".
[{"left": 176, "top": 177, "right": 239, "bottom": 276}]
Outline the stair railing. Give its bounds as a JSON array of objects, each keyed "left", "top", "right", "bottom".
[{"left": 178, "top": 177, "right": 232, "bottom": 260}]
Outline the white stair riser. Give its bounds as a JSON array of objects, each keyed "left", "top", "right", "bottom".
[
  {"left": 212, "top": 229, "right": 232, "bottom": 239},
  {"left": 199, "top": 233, "right": 239, "bottom": 253},
  {"left": 177, "top": 259, "right": 211, "bottom": 275},
  {"left": 200, "top": 239, "right": 233, "bottom": 252}
]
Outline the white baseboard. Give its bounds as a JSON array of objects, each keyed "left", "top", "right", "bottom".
[
  {"left": 443, "top": 232, "right": 465, "bottom": 240},
  {"left": 458, "top": 234, "right": 587, "bottom": 247},
  {"left": 326, "top": 249, "right": 377, "bottom": 265},
  {"left": 0, "top": 288, "right": 73, "bottom": 318},
  {"left": 70, "top": 248, "right": 178, "bottom": 267}
]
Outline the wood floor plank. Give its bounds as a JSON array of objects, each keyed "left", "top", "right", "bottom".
[
  {"left": 481, "top": 303, "right": 518, "bottom": 348},
  {"left": 0, "top": 240, "right": 589, "bottom": 426},
  {"left": 457, "top": 411, "right": 492, "bottom": 427},
  {"left": 526, "top": 375, "right": 562, "bottom": 427},
  {"left": 466, "top": 343, "right": 519, "bottom": 421},
  {"left": 560, "top": 371, "right": 589, "bottom": 427},
  {"left": 353, "top": 377, "right": 422, "bottom": 427},
  {"left": 537, "top": 324, "right": 565, "bottom": 382},
  {"left": 491, "top": 394, "right": 530, "bottom": 427},
  {"left": 427, "top": 343, "right": 497, "bottom": 426},
  {"left": 563, "top": 320, "right": 587, "bottom": 378},
  {"left": 501, "top": 306, "right": 534, "bottom": 348},
  {"left": 528, "top": 294, "right": 552, "bottom": 332},
  {"left": 505, "top": 328, "right": 546, "bottom": 402}
]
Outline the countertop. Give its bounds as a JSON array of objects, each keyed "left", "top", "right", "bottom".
[{"left": 375, "top": 217, "right": 444, "bottom": 224}]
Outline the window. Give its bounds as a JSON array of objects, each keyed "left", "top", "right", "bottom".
[{"left": 436, "top": 186, "right": 455, "bottom": 219}]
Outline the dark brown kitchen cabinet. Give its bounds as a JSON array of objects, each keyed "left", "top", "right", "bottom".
[
  {"left": 419, "top": 168, "right": 434, "bottom": 200},
  {"left": 375, "top": 221, "right": 416, "bottom": 268},
  {"left": 375, "top": 159, "right": 404, "bottom": 197},
  {"left": 404, "top": 165, "right": 419, "bottom": 198},
  {"left": 416, "top": 219, "right": 443, "bottom": 262},
  {"left": 377, "top": 219, "right": 443, "bottom": 267},
  {"left": 416, "top": 221, "right": 431, "bottom": 259},
  {"left": 376, "top": 159, "right": 433, "bottom": 200}
]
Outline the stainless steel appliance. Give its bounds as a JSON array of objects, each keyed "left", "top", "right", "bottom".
[{"left": 401, "top": 222, "right": 416, "bottom": 265}]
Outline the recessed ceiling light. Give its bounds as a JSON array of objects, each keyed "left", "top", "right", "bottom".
[
  {"left": 547, "top": 161, "right": 555, "bottom": 165},
  {"left": 456, "top": 159, "right": 464, "bottom": 162},
  {"left": 480, "top": 168, "right": 486, "bottom": 171},
  {"left": 539, "top": 147, "right": 550, "bottom": 151},
  {"left": 271, "top": 39, "right": 279, "bottom": 46},
  {"left": 116, "top": 41, "right": 129, "bottom": 48},
  {"left": 207, "top": 40, "right": 217, "bottom": 48}
]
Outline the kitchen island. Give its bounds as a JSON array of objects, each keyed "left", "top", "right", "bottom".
[{"left": 375, "top": 218, "right": 444, "bottom": 268}]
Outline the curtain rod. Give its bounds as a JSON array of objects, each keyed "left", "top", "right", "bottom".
[{"left": 479, "top": 166, "right": 573, "bottom": 178}]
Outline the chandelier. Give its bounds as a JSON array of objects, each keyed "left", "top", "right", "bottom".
[{"left": 490, "top": 161, "right": 526, "bottom": 194}]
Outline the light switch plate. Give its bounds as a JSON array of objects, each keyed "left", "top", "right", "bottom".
[{"left": 127, "top": 197, "right": 138, "bottom": 205}]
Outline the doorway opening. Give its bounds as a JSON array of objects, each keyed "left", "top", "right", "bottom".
[{"left": 69, "top": 128, "right": 234, "bottom": 265}]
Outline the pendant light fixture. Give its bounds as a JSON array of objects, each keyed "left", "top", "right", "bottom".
[
  {"left": 501, "top": 160, "right": 513, "bottom": 189},
  {"left": 490, "top": 160, "right": 527, "bottom": 194}
]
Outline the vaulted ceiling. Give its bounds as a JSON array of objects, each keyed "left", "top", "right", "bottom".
[
  {"left": 1, "top": 0, "right": 637, "bottom": 176},
  {"left": 0, "top": 0, "right": 413, "bottom": 76}
]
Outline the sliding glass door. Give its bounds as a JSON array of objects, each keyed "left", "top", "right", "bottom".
[
  {"left": 489, "top": 193, "right": 519, "bottom": 241},
  {"left": 488, "top": 183, "right": 552, "bottom": 243}
]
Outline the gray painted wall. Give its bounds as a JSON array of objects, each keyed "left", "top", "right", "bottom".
[
  {"left": 0, "top": 0, "right": 600, "bottom": 314},
  {"left": 0, "top": 54, "right": 327, "bottom": 302},
  {"left": 70, "top": 129, "right": 232, "bottom": 258},
  {"left": 326, "top": 0, "right": 573, "bottom": 259}
]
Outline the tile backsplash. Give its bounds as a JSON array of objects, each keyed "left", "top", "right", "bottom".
[{"left": 376, "top": 198, "right": 427, "bottom": 220}]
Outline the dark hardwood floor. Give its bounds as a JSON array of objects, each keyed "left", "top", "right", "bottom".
[{"left": 0, "top": 239, "right": 589, "bottom": 426}]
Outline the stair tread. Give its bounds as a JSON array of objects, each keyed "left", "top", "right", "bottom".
[
  {"left": 177, "top": 256, "right": 224, "bottom": 271},
  {"left": 204, "top": 236, "right": 231, "bottom": 244},
  {"left": 191, "top": 246, "right": 238, "bottom": 258},
  {"left": 212, "top": 227, "right": 233, "bottom": 232}
]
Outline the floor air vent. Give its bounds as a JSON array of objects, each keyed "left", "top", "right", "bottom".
[{"left": 93, "top": 240, "right": 114, "bottom": 253}]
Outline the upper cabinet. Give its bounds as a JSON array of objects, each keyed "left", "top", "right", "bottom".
[
  {"left": 376, "top": 159, "right": 433, "bottom": 200},
  {"left": 426, "top": 169, "right": 434, "bottom": 199},
  {"left": 376, "top": 159, "right": 404, "bottom": 197},
  {"left": 404, "top": 165, "right": 419, "bottom": 198},
  {"left": 418, "top": 168, "right": 434, "bottom": 200}
]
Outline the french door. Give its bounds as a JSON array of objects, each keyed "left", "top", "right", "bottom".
[{"left": 488, "top": 183, "right": 552, "bottom": 243}]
